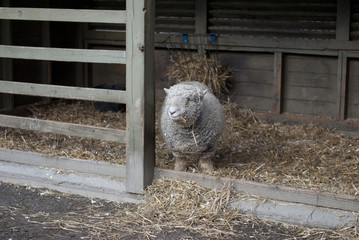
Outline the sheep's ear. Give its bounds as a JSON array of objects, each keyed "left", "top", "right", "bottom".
[
  {"left": 199, "top": 89, "right": 208, "bottom": 99},
  {"left": 164, "top": 88, "right": 170, "bottom": 95}
]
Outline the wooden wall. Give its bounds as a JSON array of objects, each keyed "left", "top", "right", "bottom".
[
  {"left": 282, "top": 55, "right": 338, "bottom": 117},
  {"left": 219, "top": 52, "right": 274, "bottom": 111},
  {"left": 2, "top": 0, "right": 359, "bottom": 122}
]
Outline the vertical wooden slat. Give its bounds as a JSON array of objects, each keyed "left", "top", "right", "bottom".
[
  {"left": 273, "top": 52, "right": 283, "bottom": 114},
  {"left": 126, "top": 0, "right": 155, "bottom": 194},
  {"left": 1, "top": 0, "right": 13, "bottom": 111},
  {"left": 336, "top": 51, "right": 348, "bottom": 120},
  {"left": 195, "top": 0, "right": 207, "bottom": 34},
  {"left": 195, "top": 0, "right": 207, "bottom": 56},
  {"left": 336, "top": 0, "right": 351, "bottom": 41}
]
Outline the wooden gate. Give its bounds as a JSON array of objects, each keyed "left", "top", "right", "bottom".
[{"left": 0, "top": 0, "right": 155, "bottom": 194}]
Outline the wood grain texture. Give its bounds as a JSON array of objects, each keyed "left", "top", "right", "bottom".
[
  {"left": 155, "top": 168, "right": 359, "bottom": 212},
  {"left": 0, "top": 7, "right": 126, "bottom": 23},
  {"left": 0, "top": 114, "right": 126, "bottom": 143},
  {"left": 283, "top": 55, "right": 338, "bottom": 117},
  {"left": 0, "top": 45, "right": 126, "bottom": 64},
  {"left": 0, "top": 80, "right": 127, "bottom": 103},
  {"left": 125, "top": 0, "right": 155, "bottom": 194},
  {"left": 347, "top": 59, "right": 359, "bottom": 118}
]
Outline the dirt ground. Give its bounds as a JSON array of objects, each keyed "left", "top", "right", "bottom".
[{"left": 0, "top": 181, "right": 354, "bottom": 240}]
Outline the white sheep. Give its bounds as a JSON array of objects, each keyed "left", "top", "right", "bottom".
[{"left": 159, "top": 81, "right": 225, "bottom": 171}]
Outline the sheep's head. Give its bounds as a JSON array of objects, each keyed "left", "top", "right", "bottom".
[{"left": 164, "top": 85, "right": 208, "bottom": 127}]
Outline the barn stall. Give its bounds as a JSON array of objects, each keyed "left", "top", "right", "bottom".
[{"left": 0, "top": 0, "right": 359, "bottom": 232}]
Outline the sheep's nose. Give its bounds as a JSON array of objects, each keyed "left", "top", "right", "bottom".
[
  {"left": 168, "top": 106, "right": 180, "bottom": 119},
  {"left": 169, "top": 106, "right": 178, "bottom": 115}
]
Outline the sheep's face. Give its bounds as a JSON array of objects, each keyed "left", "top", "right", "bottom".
[{"left": 164, "top": 86, "right": 207, "bottom": 126}]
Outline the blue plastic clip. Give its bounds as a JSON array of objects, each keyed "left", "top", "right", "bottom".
[
  {"left": 183, "top": 34, "right": 189, "bottom": 43},
  {"left": 210, "top": 34, "right": 217, "bottom": 43}
]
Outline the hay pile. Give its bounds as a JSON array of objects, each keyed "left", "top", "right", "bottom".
[
  {"left": 166, "top": 54, "right": 234, "bottom": 95},
  {"left": 1, "top": 100, "right": 359, "bottom": 197},
  {"left": 0, "top": 101, "right": 127, "bottom": 164}
]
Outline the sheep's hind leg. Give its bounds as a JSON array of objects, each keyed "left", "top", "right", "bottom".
[
  {"left": 199, "top": 157, "right": 214, "bottom": 171},
  {"left": 174, "top": 157, "right": 188, "bottom": 171}
]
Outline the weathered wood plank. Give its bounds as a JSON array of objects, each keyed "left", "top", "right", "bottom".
[
  {"left": 284, "top": 85, "right": 337, "bottom": 103},
  {"left": 231, "top": 94, "right": 273, "bottom": 112},
  {"left": 0, "top": 80, "right": 127, "bottom": 104},
  {"left": 282, "top": 54, "right": 338, "bottom": 117},
  {"left": 0, "top": 148, "right": 126, "bottom": 178},
  {"left": 195, "top": 0, "right": 207, "bottom": 34},
  {"left": 219, "top": 52, "right": 274, "bottom": 70},
  {"left": 284, "top": 72, "right": 337, "bottom": 88},
  {"left": 0, "top": 114, "right": 126, "bottom": 143},
  {"left": 155, "top": 34, "right": 346, "bottom": 56},
  {"left": 0, "top": 45, "right": 126, "bottom": 64},
  {"left": 347, "top": 59, "right": 359, "bottom": 119},
  {"left": 234, "top": 69, "right": 273, "bottom": 85},
  {"left": 126, "top": 0, "right": 155, "bottom": 194},
  {"left": 273, "top": 52, "right": 282, "bottom": 114},
  {"left": 336, "top": 51, "right": 348, "bottom": 120},
  {"left": 154, "top": 168, "right": 359, "bottom": 213},
  {"left": 0, "top": 8, "right": 126, "bottom": 24},
  {"left": 234, "top": 82, "right": 274, "bottom": 98},
  {"left": 284, "top": 55, "right": 338, "bottom": 74},
  {"left": 283, "top": 99, "right": 336, "bottom": 117},
  {"left": 336, "top": 0, "right": 351, "bottom": 41}
]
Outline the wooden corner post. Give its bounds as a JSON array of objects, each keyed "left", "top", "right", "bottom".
[{"left": 126, "top": 0, "right": 156, "bottom": 194}]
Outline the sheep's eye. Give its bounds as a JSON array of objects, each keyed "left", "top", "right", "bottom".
[{"left": 185, "top": 97, "right": 191, "bottom": 105}]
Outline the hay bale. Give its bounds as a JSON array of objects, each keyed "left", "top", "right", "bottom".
[{"left": 166, "top": 54, "right": 234, "bottom": 96}]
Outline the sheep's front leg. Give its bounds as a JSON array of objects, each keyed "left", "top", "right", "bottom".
[
  {"left": 199, "top": 157, "right": 214, "bottom": 171},
  {"left": 174, "top": 157, "right": 188, "bottom": 171}
]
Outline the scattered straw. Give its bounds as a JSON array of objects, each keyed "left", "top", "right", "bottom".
[
  {"left": 166, "top": 54, "right": 234, "bottom": 96},
  {"left": 0, "top": 101, "right": 127, "bottom": 164},
  {"left": 6, "top": 179, "right": 355, "bottom": 239},
  {"left": 156, "top": 101, "right": 359, "bottom": 197},
  {"left": 1, "top": 100, "right": 359, "bottom": 197}
]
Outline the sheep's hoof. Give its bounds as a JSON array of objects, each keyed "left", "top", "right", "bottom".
[
  {"left": 174, "top": 157, "right": 188, "bottom": 171},
  {"left": 199, "top": 157, "right": 214, "bottom": 171}
]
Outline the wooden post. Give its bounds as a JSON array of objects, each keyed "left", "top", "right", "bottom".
[
  {"left": 273, "top": 52, "right": 283, "bottom": 114},
  {"left": 195, "top": 0, "right": 207, "bottom": 34},
  {"left": 336, "top": 0, "right": 351, "bottom": 41},
  {"left": 336, "top": 51, "right": 348, "bottom": 120},
  {"left": 1, "top": 0, "right": 13, "bottom": 111},
  {"left": 195, "top": 0, "right": 207, "bottom": 56},
  {"left": 126, "top": 0, "right": 155, "bottom": 194}
]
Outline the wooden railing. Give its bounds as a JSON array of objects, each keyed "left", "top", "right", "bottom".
[{"left": 0, "top": 0, "right": 155, "bottom": 194}]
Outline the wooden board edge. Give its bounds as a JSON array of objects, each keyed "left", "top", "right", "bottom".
[
  {"left": 154, "top": 168, "right": 359, "bottom": 212},
  {"left": 0, "top": 148, "right": 126, "bottom": 178}
]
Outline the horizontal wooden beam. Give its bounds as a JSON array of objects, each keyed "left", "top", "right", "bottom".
[
  {"left": 0, "top": 8, "right": 126, "bottom": 24},
  {"left": 0, "top": 80, "right": 126, "bottom": 104},
  {"left": 0, "top": 114, "right": 126, "bottom": 143},
  {"left": 0, "top": 45, "right": 126, "bottom": 64},
  {"left": 0, "top": 149, "right": 126, "bottom": 178},
  {"left": 155, "top": 168, "right": 359, "bottom": 213},
  {"left": 155, "top": 34, "right": 359, "bottom": 52}
]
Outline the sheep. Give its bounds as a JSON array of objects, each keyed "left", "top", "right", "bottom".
[{"left": 159, "top": 81, "right": 225, "bottom": 171}]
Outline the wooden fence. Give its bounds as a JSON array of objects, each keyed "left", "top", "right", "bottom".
[{"left": 0, "top": 0, "right": 155, "bottom": 194}]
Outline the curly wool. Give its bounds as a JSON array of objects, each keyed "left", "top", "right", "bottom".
[{"left": 159, "top": 81, "right": 225, "bottom": 159}]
